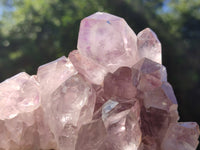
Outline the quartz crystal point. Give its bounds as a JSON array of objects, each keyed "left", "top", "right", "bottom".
[
  {"left": 0, "top": 72, "right": 40, "bottom": 120},
  {"left": 69, "top": 50, "right": 107, "bottom": 85},
  {"left": 75, "top": 119, "right": 107, "bottom": 150},
  {"left": 99, "top": 100, "right": 142, "bottom": 150},
  {"left": 133, "top": 58, "right": 167, "bottom": 92},
  {"left": 103, "top": 67, "right": 138, "bottom": 99},
  {"left": 78, "top": 12, "right": 138, "bottom": 72},
  {"left": 37, "top": 56, "right": 77, "bottom": 103},
  {"left": 0, "top": 72, "right": 42, "bottom": 150},
  {"left": 47, "top": 74, "right": 96, "bottom": 150},
  {"left": 137, "top": 28, "right": 162, "bottom": 64},
  {"left": 0, "top": 12, "right": 199, "bottom": 150},
  {"left": 161, "top": 122, "right": 199, "bottom": 150}
]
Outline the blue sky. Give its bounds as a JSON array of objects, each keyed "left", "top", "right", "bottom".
[
  {"left": 162, "top": 0, "right": 171, "bottom": 13},
  {"left": 0, "top": 5, "right": 7, "bottom": 19},
  {"left": 0, "top": 1, "right": 15, "bottom": 19},
  {"left": 0, "top": 5, "right": 3, "bottom": 16}
]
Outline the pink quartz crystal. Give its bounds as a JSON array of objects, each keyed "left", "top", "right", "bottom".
[
  {"left": 77, "top": 12, "right": 138, "bottom": 72},
  {"left": 37, "top": 56, "right": 77, "bottom": 102},
  {"left": 46, "top": 74, "right": 96, "bottom": 150},
  {"left": 137, "top": 28, "right": 162, "bottom": 64},
  {"left": 69, "top": 50, "right": 107, "bottom": 85},
  {"left": 0, "top": 12, "right": 199, "bottom": 150},
  {"left": 0, "top": 72, "right": 40, "bottom": 120},
  {"left": 161, "top": 122, "right": 199, "bottom": 150}
]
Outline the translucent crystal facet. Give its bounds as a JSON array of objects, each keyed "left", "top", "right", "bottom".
[
  {"left": 78, "top": 12, "right": 138, "bottom": 72},
  {"left": 137, "top": 28, "right": 162, "bottom": 64},
  {"left": 0, "top": 12, "right": 199, "bottom": 150},
  {"left": 103, "top": 67, "right": 138, "bottom": 99},
  {"left": 0, "top": 72, "right": 40, "bottom": 120},
  {"left": 161, "top": 122, "right": 199, "bottom": 150},
  {"left": 47, "top": 74, "right": 96, "bottom": 150},
  {"left": 69, "top": 50, "right": 107, "bottom": 85},
  {"left": 37, "top": 56, "right": 77, "bottom": 96}
]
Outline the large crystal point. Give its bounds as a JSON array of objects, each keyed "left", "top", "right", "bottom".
[
  {"left": 137, "top": 28, "right": 162, "bottom": 64},
  {"left": 77, "top": 12, "right": 138, "bottom": 72}
]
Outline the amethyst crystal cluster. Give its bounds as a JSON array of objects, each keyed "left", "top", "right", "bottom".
[{"left": 0, "top": 12, "right": 199, "bottom": 150}]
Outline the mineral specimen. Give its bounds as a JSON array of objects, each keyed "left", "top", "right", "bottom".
[{"left": 0, "top": 12, "right": 199, "bottom": 150}]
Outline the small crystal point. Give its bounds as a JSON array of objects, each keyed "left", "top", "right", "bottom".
[
  {"left": 143, "top": 82, "right": 178, "bottom": 111},
  {"left": 99, "top": 101, "right": 142, "bottom": 150},
  {"left": 161, "top": 122, "right": 199, "bottom": 150},
  {"left": 69, "top": 50, "right": 107, "bottom": 85},
  {"left": 137, "top": 28, "right": 162, "bottom": 64},
  {"left": 133, "top": 58, "right": 166, "bottom": 81},
  {"left": 133, "top": 58, "right": 167, "bottom": 92},
  {"left": 0, "top": 72, "right": 40, "bottom": 120},
  {"left": 104, "top": 67, "right": 138, "bottom": 99},
  {"left": 75, "top": 119, "right": 107, "bottom": 150},
  {"left": 37, "top": 56, "right": 77, "bottom": 96}
]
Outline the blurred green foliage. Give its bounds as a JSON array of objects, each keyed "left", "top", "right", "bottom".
[{"left": 0, "top": 0, "right": 200, "bottom": 138}]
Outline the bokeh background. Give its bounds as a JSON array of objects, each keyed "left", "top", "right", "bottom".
[{"left": 0, "top": 0, "right": 200, "bottom": 148}]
